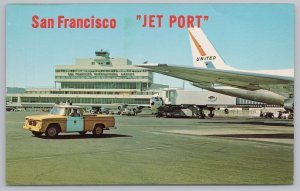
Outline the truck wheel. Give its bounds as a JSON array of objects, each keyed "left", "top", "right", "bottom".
[
  {"left": 45, "top": 125, "right": 59, "bottom": 138},
  {"left": 93, "top": 125, "right": 104, "bottom": 137},
  {"left": 32, "top": 131, "right": 43, "bottom": 137}
]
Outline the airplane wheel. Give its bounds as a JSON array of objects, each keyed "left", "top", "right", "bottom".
[
  {"left": 208, "top": 113, "right": 214, "bottom": 118},
  {"left": 198, "top": 114, "right": 205, "bottom": 119}
]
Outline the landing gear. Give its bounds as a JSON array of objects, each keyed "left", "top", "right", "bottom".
[
  {"left": 197, "top": 108, "right": 206, "bottom": 119},
  {"left": 208, "top": 108, "right": 215, "bottom": 118},
  {"left": 278, "top": 111, "right": 283, "bottom": 119},
  {"left": 224, "top": 108, "right": 229, "bottom": 114}
]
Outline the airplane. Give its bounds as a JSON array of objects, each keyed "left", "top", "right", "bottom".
[{"left": 137, "top": 27, "right": 294, "bottom": 114}]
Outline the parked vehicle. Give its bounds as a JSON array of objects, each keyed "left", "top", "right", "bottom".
[
  {"left": 278, "top": 111, "right": 293, "bottom": 119},
  {"left": 23, "top": 103, "right": 116, "bottom": 138},
  {"left": 89, "top": 106, "right": 110, "bottom": 115},
  {"left": 260, "top": 112, "right": 274, "bottom": 118},
  {"left": 6, "top": 106, "right": 15, "bottom": 112},
  {"left": 120, "top": 108, "right": 136, "bottom": 116}
]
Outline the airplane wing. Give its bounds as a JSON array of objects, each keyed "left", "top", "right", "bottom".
[{"left": 137, "top": 64, "right": 294, "bottom": 97}]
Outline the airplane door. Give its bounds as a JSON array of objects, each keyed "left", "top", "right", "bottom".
[{"left": 66, "top": 116, "right": 84, "bottom": 132}]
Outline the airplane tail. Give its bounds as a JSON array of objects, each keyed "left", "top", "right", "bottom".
[{"left": 188, "top": 27, "right": 236, "bottom": 70}]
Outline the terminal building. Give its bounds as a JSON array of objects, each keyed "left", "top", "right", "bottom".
[{"left": 6, "top": 51, "right": 168, "bottom": 108}]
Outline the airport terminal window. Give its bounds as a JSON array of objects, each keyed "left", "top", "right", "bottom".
[
  {"left": 61, "top": 82, "right": 139, "bottom": 89},
  {"left": 6, "top": 96, "right": 12, "bottom": 102},
  {"left": 55, "top": 75, "right": 149, "bottom": 80},
  {"left": 19, "top": 96, "right": 150, "bottom": 105},
  {"left": 12, "top": 97, "right": 18, "bottom": 102},
  {"left": 56, "top": 69, "right": 149, "bottom": 73}
]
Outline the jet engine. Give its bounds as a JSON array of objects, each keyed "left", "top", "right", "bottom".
[{"left": 284, "top": 98, "right": 294, "bottom": 111}]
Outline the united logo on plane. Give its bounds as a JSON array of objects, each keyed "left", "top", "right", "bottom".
[
  {"left": 196, "top": 56, "right": 216, "bottom": 61},
  {"left": 208, "top": 95, "right": 217, "bottom": 102}
]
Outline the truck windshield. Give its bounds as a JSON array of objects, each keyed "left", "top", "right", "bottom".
[{"left": 50, "top": 107, "right": 65, "bottom": 115}]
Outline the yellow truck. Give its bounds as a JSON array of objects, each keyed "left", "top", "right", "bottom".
[{"left": 23, "top": 104, "right": 116, "bottom": 138}]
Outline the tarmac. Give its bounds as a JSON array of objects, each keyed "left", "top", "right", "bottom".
[{"left": 5, "top": 111, "right": 294, "bottom": 185}]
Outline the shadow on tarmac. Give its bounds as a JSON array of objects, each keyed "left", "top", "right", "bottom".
[
  {"left": 198, "top": 120, "right": 293, "bottom": 127},
  {"left": 207, "top": 133, "right": 294, "bottom": 139},
  {"left": 35, "top": 133, "right": 132, "bottom": 140}
]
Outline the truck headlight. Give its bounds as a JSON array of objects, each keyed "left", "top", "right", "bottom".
[{"left": 36, "top": 121, "right": 42, "bottom": 129}]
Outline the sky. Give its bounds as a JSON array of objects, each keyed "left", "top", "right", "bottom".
[{"left": 6, "top": 4, "right": 294, "bottom": 90}]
